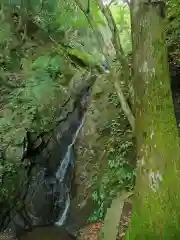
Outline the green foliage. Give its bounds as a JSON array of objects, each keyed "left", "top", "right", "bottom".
[
  {"left": 89, "top": 159, "right": 134, "bottom": 222},
  {"left": 1, "top": 53, "right": 69, "bottom": 145},
  {"left": 110, "top": 3, "right": 132, "bottom": 54},
  {"left": 0, "top": 0, "right": 106, "bottom": 204},
  {"left": 89, "top": 113, "right": 135, "bottom": 222},
  {"left": 0, "top": 0, "right": 134, "bottom": 215},
  {"left": 167, "top": 0, "right": 180, "bottom": 52},
  {"left": 0, "top": 22, "right": 12, "bottom": 44},
  {"left": 0, "top": 0, "right": 102, "bottom": 150},
  {"left": 0, "top": 159, "right": 24, "bottom": 202}
]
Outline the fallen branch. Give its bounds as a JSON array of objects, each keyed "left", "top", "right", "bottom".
[{"left": 101, "top": 190, "right": 133, "bottom": 240}]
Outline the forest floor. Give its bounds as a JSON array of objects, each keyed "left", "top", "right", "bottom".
[{"left": 78, "top": 197, "right": 132, "bottom": 240}]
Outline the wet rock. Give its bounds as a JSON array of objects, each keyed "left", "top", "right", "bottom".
[
  {"left": 18, "top": 226, "right": 76, "bottom": 240},
  {"left": 0, "top": 75, "right": 96, "bottom": 236},
  {"left": 0, "top": 230, "right": 17, "bottom": 240}
]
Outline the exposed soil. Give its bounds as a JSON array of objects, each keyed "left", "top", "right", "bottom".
[{"left": 78, "top": 198, "right": 132, "bottom": 240}]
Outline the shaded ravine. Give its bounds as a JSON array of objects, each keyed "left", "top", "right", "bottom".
[{"left": 0, "top": 74, "right": 97, "bottom": 239}]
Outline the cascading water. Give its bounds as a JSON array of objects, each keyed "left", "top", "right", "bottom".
[{"left": 54, "top": 115, "right": 85, "bottom": 227}]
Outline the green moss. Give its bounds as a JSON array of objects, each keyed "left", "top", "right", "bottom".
[{"left": 126, "top": 2, "right": 180, "bottom": 239}]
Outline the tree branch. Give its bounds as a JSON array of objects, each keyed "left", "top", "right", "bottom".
[
  {"left": 73, "top": 0, "right": 110, "bottom": 66},
  {"left": 114, "top": 79, "right": 135, "bottom": 132},
  {"left": 74, "top": 0, "right": 135, "bottom": 132},
  {"left": 98, "top": 1, "right": 135, "bottom": 117}
]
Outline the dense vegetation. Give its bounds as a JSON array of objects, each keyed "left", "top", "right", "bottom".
[{"left": 1, "top": 0, "right": 180, "bottom": 239}]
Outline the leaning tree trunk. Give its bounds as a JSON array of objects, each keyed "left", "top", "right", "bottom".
[{"left": 126, "top": 1, "right": 180, "bottom": 239}]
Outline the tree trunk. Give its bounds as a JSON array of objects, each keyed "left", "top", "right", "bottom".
[{"left": 126, "top": 1, "right": 180, "bottom": 239}]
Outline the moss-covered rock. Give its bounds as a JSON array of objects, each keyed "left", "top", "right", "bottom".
[{"left": 72, "top": 72, "right": 135, "bottom": 224}]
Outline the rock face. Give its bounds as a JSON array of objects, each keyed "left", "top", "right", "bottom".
[
  {"left": 74, "top": 74, "right": 118, "bottom": 206},
  {"left": 65, "top": 73, "right": 134, "bottom": 234},
  {"left": 0, "top": 75, "right": 96, "bottom": 238},
  {"left": 0, "top": 70, "right": 135, "bottom": 238},
  {"left": 18, "top": 226, "right": 76, "bottom": 240},
  {"left": 0, "top": 226, "right": 76, "bottom": 240}
]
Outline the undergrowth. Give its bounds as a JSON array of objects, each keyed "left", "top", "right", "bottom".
[{"left": 89, "top": 92, "right": 135, "bottom": 222}]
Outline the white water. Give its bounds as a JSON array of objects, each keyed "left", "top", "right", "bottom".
[{"left": 55, "top": 115, "right": 86, "bottom": 226}]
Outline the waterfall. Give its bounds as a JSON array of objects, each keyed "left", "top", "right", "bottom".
[{"left": 55, "top": 115, "right": 86, "bottom": 226}]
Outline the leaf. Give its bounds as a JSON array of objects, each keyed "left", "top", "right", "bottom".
[
  {"left": 49, "top": 55, "right": 62, "bottom": 71},
  {"left": 31, "top": 55, "right": 51, "bottom": 69},
  {"left": 0, "top": 22, "right": 12, "bottom": 44}
]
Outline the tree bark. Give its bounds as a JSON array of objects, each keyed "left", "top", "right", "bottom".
[
  {"left": 126, "top": 1, "right": 180, "bottom": 239},
  {"left": 114, "top": 77, "right": 135, "bottom": 132}
]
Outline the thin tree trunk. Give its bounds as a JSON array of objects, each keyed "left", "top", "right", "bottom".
[
  {"left": 74, "top": 0, "right": 135, "bottom": 132},
  {"left": 98, "top": 1, "right": 130, "bottom": 85},
  {"left": 126, "top": 1, "right": 180, "bottom": 239},
  {"left": 114, "top": 78, "right": 135, "bottom": 132}
]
